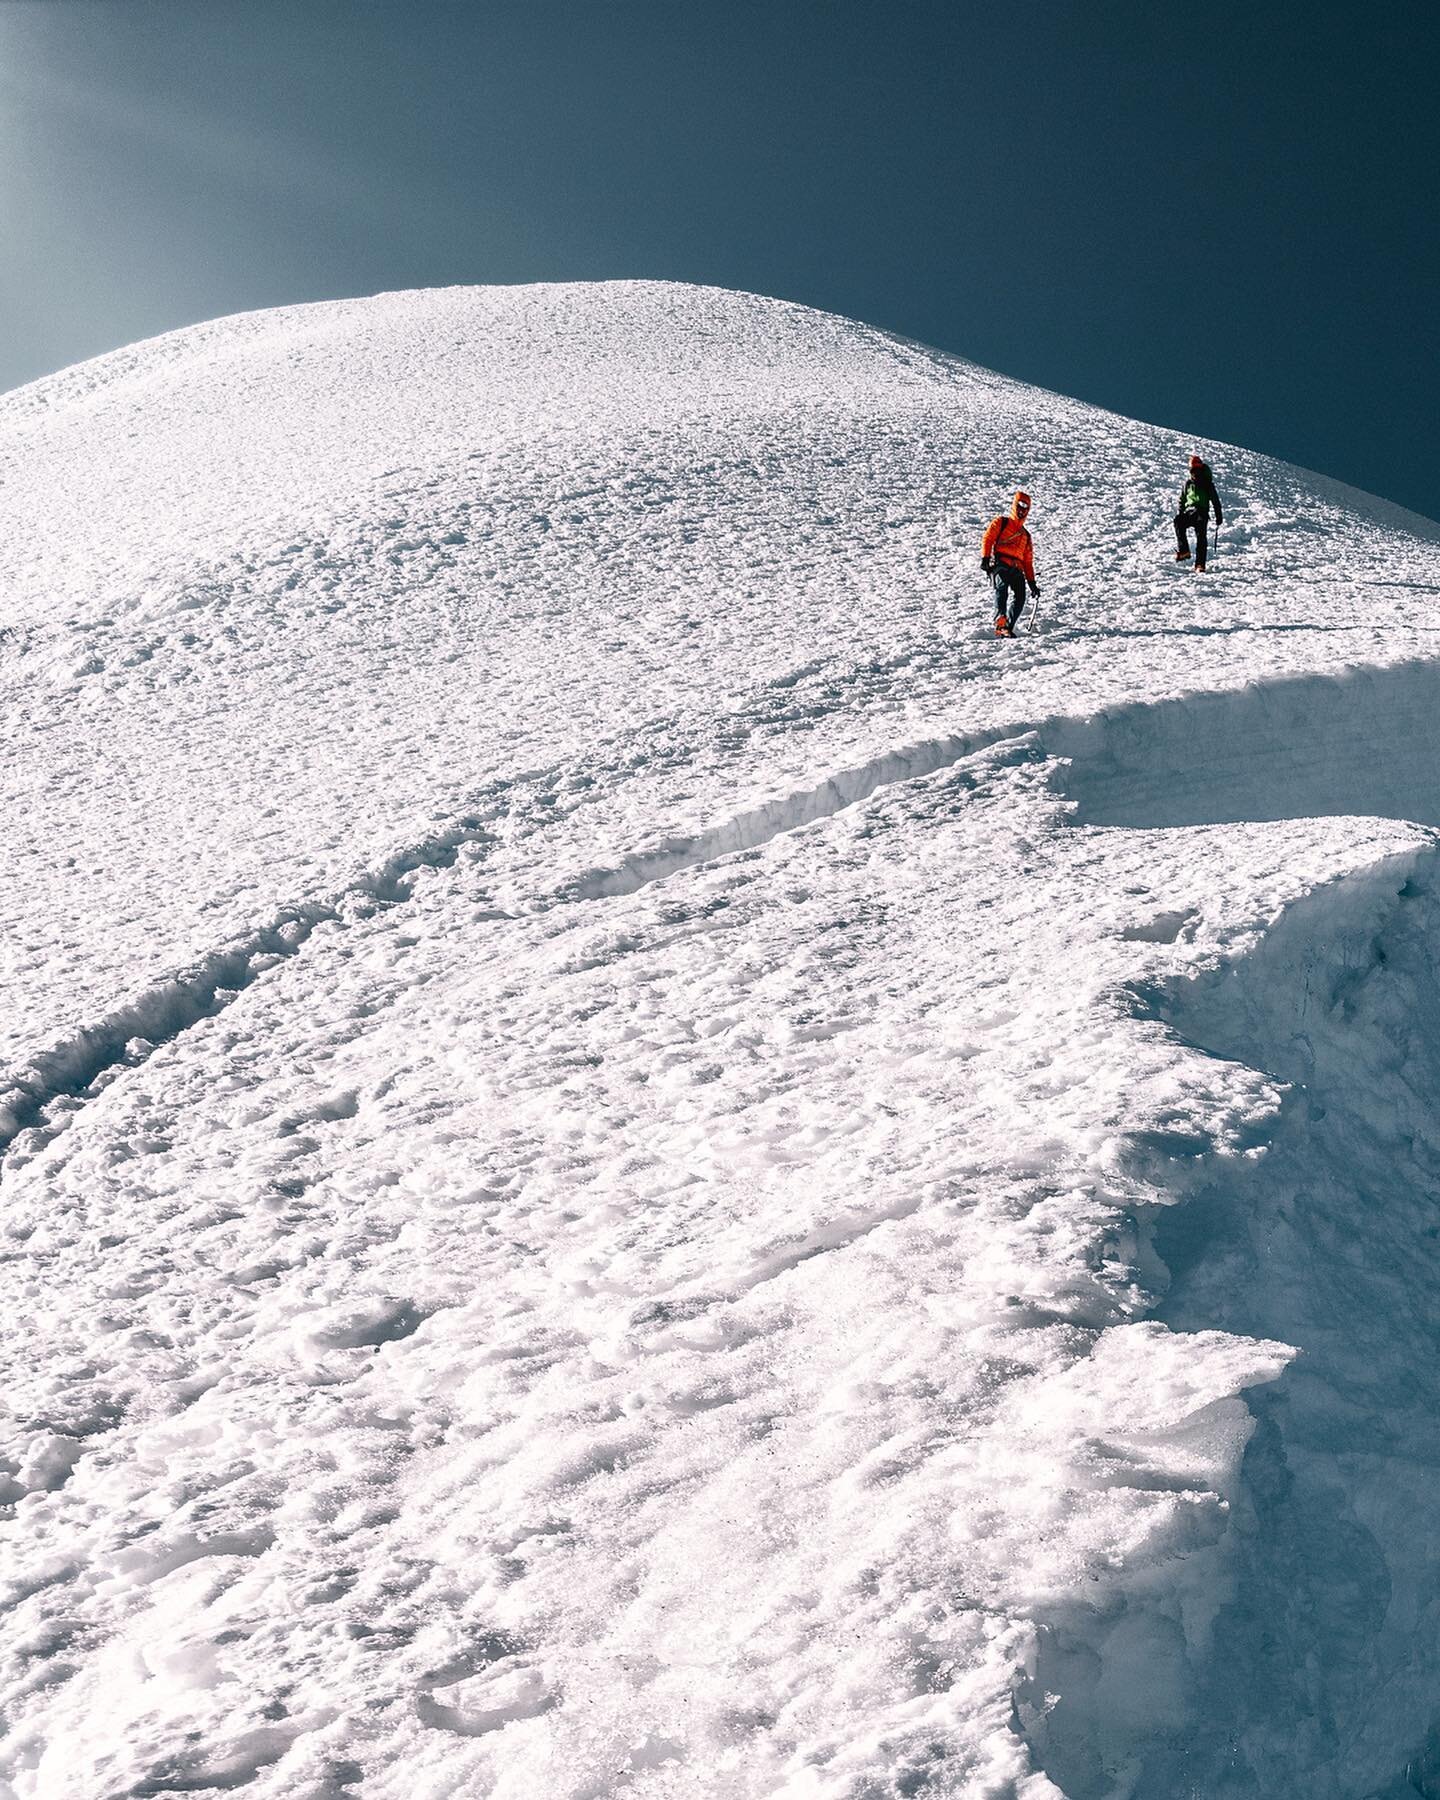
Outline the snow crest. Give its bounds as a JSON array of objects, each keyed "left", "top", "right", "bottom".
[{"left": 3, "top": 281, "right": 1440, "bottom": 1797}]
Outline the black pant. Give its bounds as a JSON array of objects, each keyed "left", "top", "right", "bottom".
[
  {"left": 1175, "top": 507, "right": 1210, "bottom": 565},
  {"left": 991, "top": 562, "right": 1026, "bottom": 626}
]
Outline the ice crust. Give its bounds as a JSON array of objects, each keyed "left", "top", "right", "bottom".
[{"left": 3, "top": 281, "right": 1440, "bottom": 1797}]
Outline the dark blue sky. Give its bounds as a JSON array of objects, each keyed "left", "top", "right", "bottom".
[{"left": 3, "top": 0, "right": 1437, "bottom": 516}]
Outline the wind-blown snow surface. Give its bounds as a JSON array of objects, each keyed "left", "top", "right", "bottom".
[{"left": 3, "top": 282, "right": 1440, "bottom": 1798}]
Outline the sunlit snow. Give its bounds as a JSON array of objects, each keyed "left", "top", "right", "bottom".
[{"left": 3, "top": 282, "right": 1440, "bottom": 1798}]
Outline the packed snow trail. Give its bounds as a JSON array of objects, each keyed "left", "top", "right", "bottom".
[{"left": 3, "top": 282, "right": 1440, "bottom": 1798}]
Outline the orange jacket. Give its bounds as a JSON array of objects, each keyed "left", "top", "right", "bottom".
[{"left": 982, "top": 506, "right": 1035, "bottom": 582}]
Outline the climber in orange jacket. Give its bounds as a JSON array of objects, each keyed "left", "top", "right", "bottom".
[{"left": 981, "top": 491, "right": 1039, "bottom": 637}]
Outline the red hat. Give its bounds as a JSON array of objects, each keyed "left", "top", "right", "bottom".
[{"left": 1189, "top": 454, "right": 1204, "bottom": 471}]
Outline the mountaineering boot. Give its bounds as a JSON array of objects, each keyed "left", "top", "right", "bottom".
[
  {"left": 1194, "top": 560, "right": 1207, "bottom": 572},
  {"left": 995, "top": 613, "right": 1012, "bottom": 638},
  {"left": 1175, "top": 548, "right": 1191, "bottom": 561}
]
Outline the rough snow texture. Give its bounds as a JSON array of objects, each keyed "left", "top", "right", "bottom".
[{"left": 3, "top": 282, "right": 1440, "bottom": 1799}]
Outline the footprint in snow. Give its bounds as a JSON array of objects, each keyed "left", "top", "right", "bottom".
[{"left": 416, "top": 1661, "right": 557, "bottom": 1738}]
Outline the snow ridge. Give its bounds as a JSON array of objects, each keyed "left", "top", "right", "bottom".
[
  {"left": 5, "top": 280, "right": 1440, "bottom": 1799},
  {"left": 3, "top": 718, "right": 1023, "bottom": 1175},
  {"left": 566, "top": 728, "right": 1006, "bottom": 898},
  {"left": 9, "top": 641, "right": 1440, "bottom": 1224},
  {"left": 1032, "top": 849, "right": 1440, "bottom": 1798},
  {"left": 0, "top": 814, "right": 493, "bottom": 1170}
]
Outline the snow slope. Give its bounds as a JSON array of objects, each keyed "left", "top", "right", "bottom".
[{"left": 3, "top": 281, "right": 1440, "bottom": 1798}]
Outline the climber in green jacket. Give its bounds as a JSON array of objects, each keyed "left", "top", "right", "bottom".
[{"left": 1174, "top": 454, "right": 1223, "bottom": 572}]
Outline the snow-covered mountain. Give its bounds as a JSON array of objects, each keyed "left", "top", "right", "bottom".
[{"left": 4, "top": 281, "right": 1440, "bottom": 1799}]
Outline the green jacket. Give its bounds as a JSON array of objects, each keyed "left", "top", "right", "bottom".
[{"left": 1179, "top": 462, "right": 1223, "bottom": 525}]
